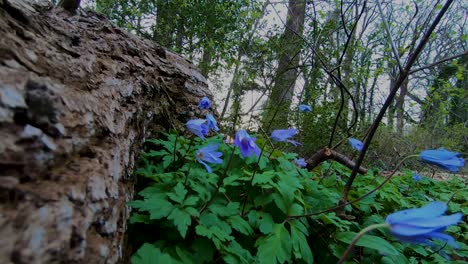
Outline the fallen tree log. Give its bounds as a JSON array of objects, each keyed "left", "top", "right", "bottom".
[{"left": 0, "top": 0, "right": 211, "bottom": 262}]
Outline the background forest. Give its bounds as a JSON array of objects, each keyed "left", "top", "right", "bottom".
[
  {"left": 53, "top": 0, "right": 467, "bottom": 263},
  {"left": 72, "top": 0, "right": 467, "bottom": 169}
]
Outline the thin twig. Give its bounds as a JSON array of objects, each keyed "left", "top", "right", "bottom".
[
  {"left": 409, "top": 50, "right": 468, "bottom": 74},
  {"left": 376, "top": 0, "right": 403, "bottom": 72}
]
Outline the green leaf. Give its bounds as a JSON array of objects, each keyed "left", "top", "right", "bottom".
[
  {"left": 184, "top": 205, "right": 198, "bottom": 216},
  {"left": 410, "top": 245, "right": 430, "bottom": 257},
  {"left": 223, "top": 240, "right": 254, "bottom": 264},
  {"left": 209, "top": 202, "right": 240, "bottom": 217},
  {"left": 128, "top": 197, "right": 174, "bottom": 220},
  {"left": 275, "top": 172, "right": 303, "bottom": 208},
  {"left": 256, "top": 223, "right": 292, "bottom": 263},
  {"left": 319, "top": 213, "right": 352, "bottom": 231},
  {"left": 174, "top": 246, "right": 195, "bottom": 264},
  {"left": 277, "top": 157, "right": 295, "bottom": 171},
  {"left": 146, "top": 138, "right": 175, "bottom": 154},
  {"left": 229, "top": 215, "right": 254, "bottom": 235},
  {"left": 129, "top": 213, "right": 150, "bottom": 224},
  {"left": 144, "top": 150, "right": 169, "bottom": 158},
  {"left": 258, "top": 155, "right": 269, "bottom": 170},
  {"left": 195, "top": 224, "right": 234, "bottom": 249},
  {"left": 131, "top": 243, "right": 181, "bottom": 264},
  {"left": 252, "top": 171, "right": 275, "bottom": 186},
  {"left": 184, "top": 195, "right": 199, "bottom": 207},
  {"left": 223, "top": 175, "right": 242, "bottom": 186},
  {"left": 163, "top": 155, "right": 174, "bottom": 169},
  {"left": 290, "top": 221, "right": 313, "bottom": 263},
  {"left": 168, "top": 183, "right": 187, "bottom": 204},
  {"left": 138, "top": 186, "right": 166, "bottom": 199},
  {"left": 272, "top": 193, "right": 288, "bottom": 214},
  {"left": 336, "top": 232, "right": 399, "bottom": 255},
  {"left": 248, "top": 211, "right": 274, "bottom": 234},
  {"left": 168, "top": 208, "right": 192, "bottom": 238},
  {"left": 288, "top": 203, "right": 304, "bottom": 216}
]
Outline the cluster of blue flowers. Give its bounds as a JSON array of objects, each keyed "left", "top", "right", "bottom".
[
  {"left": 188, "top": 97, "right": 465, "bottom": 253},
  {"left": 185, "top": 97, "right": 309, "bottom": 173}
]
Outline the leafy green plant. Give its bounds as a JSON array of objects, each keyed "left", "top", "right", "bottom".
[{"left": 128, "top": 131, "right": 467, "bottom": 263}]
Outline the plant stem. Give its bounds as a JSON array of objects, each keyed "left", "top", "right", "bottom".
[
  {"left": 184, "top": 160, "right": 194, "bottom": 186},
  {"left": 181, "top": 137, "right": 195, "bottom": 161},
  {"left": 337, "top": 223, "right": 390, "bottom": 264},
  {"left": 173, "top": 132, "right": 179, "bottom": 162}
]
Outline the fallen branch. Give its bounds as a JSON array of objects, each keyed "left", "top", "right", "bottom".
[{"left": 305, "top": 148, "right": 368, "bottom": 175}]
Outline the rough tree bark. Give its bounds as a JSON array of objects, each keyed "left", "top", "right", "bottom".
[{"left": 0, "top": 0, "right": 211, "bottom": 263}]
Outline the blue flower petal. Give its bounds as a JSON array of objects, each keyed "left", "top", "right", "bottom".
[
  {"left": 386, "top": 202, "right": 448, "bottom": 224},
  {"left": 348, "top": 138, "right": 364, "bottom": 151},
  {"left": 271, "top": 128, "right": 300, "bottom": 146},
  {"left": 206, "top": 114, "right": 219, "bottom": 132},
  {"left": 234, "top": 130, "right": 260, "bottom": 158},
  {"left": 404, "top": 213, "right": 463, "bottom": 229},
  {"left": 429, "top": 232, "right": 460, "bottom": 248},
  {"left": 294, "top": 158, "right": 307, "bottom": 168},
  {"left": 299, "top": 104, "right": 312, "bottom": 112},
  {"left": 196, "top": 143, "right": 223, "bottom": 173},
  {"left": 198, "top": 159, "right": 212, "bottom": 173},
  {"left": 386, "top": 201, "right": 462, "bottom": 253},
  {"left": 420, "top": 149, "right": 465, "bottom": 172},
  {"left": 390, "top": 224, "right": 442, "bottom": 236},
  {"left": 412, "top": 173, "right": 422, "bottom": 181},
  {"left": 186, "top": 119, "right": 208, "bottom": 139},
  {"left": 199, "top": 96, "right": 211, "bottom": 109}
]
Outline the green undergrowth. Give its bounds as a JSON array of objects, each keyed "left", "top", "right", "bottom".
[{"left": 127, "top": 132, "right": 467, "bottom": 264}]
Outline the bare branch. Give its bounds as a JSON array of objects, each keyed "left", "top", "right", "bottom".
[
  {"left": 409, "top": 50, "right": 468, "bottom": 74},
  {"left": 407, "top": 92, "right": 424, "bottom": 105},
  {"left": 305, "top": 148, "right": 368, "bottom": 175},
  {"left": 376, "top": 0, "right": 403, "bottom": 72}
]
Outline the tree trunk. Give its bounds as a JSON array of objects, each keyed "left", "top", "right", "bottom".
[
  {"left": 263, "top": 0, "right": 306, "bottom": 130},
  {"left": 395, "top": 78, "right": 408, "bottom": 133},
  {"left": 154, "top": 0, "right": 172, "bottom": 47},
  {"left": 0, "top": 1, "right": 210, "bottom": 263}
]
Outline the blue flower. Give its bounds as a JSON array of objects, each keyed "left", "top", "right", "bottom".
[
  {"left": 348, "top": 138, "right": 363, "bottom": 151},
  {"left": 271, "top": 128, "right": 301, "bottom": 146},
  {"left": 294, "top": 158, "right": 307, "bottom": 168},
  {"left": 386, "top": 202, "right": 462, "bottom": 249},
  {"left": 234, "top": 130, "right": 261, "bottom": 158},
  {"left": 419, "top": 148, "right": 465, "bottom": 172},
  {"left": 412, "top": 173, "right": 422, "bottom": 182},
  {"left": 299, "top": 104, "right": 312, "bottom": 112},
  {"left": 206, "top": 114, "right": 219, "bottom": 132},
  {"left": 196, "top": 143, "right": 223, "bottom": 173},
  {"left": 199, "top": 96, "right": 211, "bottom": 109},
  {"left": 186, "top": 119, "right": 208, "bottom": 139}
]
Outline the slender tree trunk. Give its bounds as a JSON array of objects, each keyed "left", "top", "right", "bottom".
[
  {"left": 154, "top": 0, "right": 171, "bottom": 47},
  {"left": 263, "top": 0, "right": 307, "bottom": 130},
  {"left": 395, "top": 78, "right": 408, "bottom": 133},
  {"left": 220, "top": 2, "right": 268, "bottom": 121},
  {"left": 199, "top": 48, "right": 212, "bottom": 77},
  {"left": 367, "top": 72, "right": 378, "bottom": 124}
]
